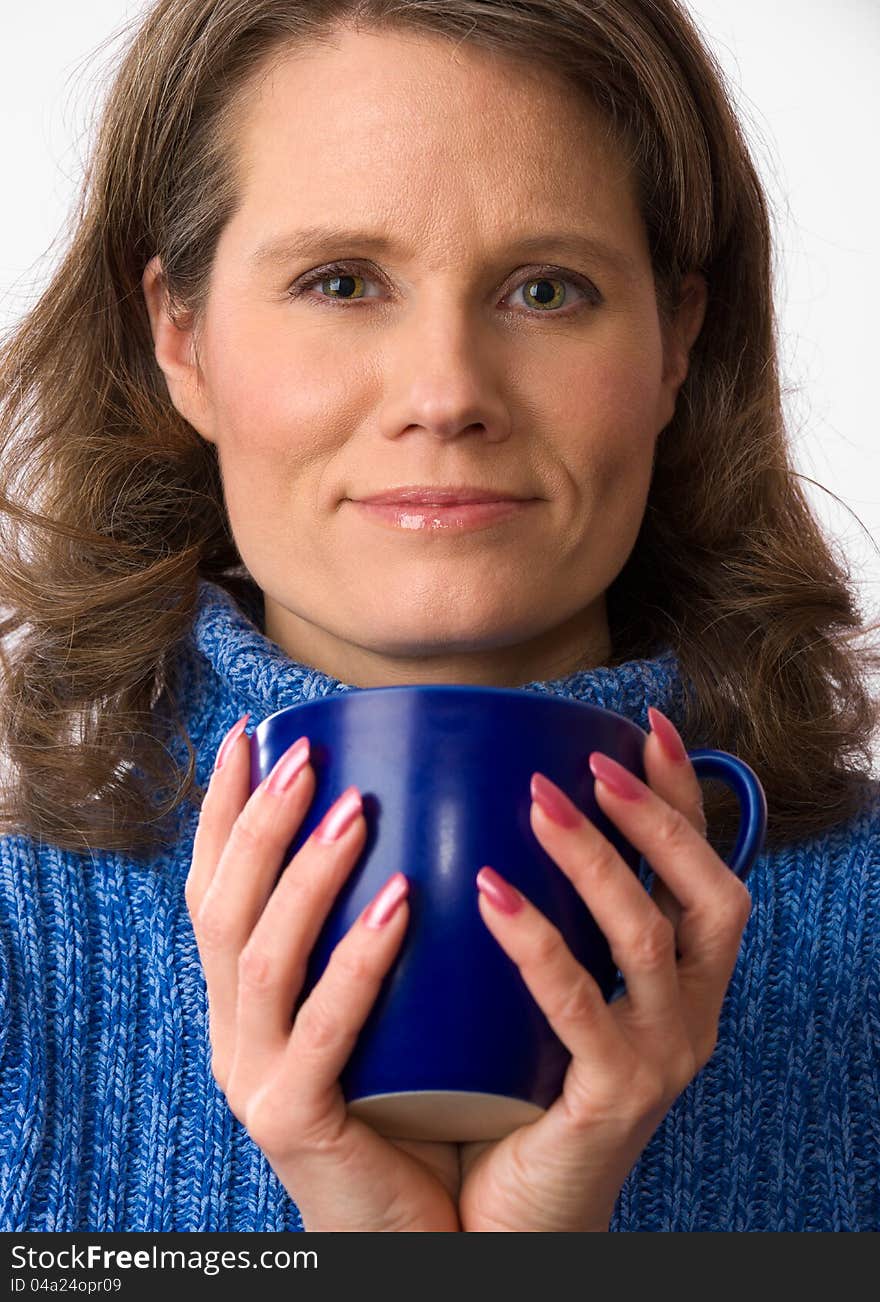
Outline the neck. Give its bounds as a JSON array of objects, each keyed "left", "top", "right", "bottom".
[{"left": 262, "top": 593, "right": 613, "bottom": 689}]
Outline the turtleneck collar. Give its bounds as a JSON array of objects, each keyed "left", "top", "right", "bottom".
[{"left": 187, "top": 576, "right": 692, "bottom": 734}]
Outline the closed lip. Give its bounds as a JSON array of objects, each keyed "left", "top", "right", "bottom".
[{"left": 352, "top": 485, "right": 536, "bottom": 505}]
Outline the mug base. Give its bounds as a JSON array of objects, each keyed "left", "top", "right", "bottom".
[{"left": 347, "top": 1089, "right": 546, "bottom": 1142}]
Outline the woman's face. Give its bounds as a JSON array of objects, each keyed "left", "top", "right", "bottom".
[{"left": 144, "top": 24, "right": 706, "bottom": 687}]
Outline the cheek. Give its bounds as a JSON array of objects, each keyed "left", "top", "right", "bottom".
[
  {"left": 204, "top": 310, "right": 358, "bottom": 461},
  {"left": 576, "top": 324, "right": 665, "bottom": 432},
  {"left": 550, "top": 327, "right": 663, "bottom": 513}
]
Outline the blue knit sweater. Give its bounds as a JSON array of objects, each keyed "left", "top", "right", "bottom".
[{"left": 1, "top": 577, "right": 878, "bottom": 1232}]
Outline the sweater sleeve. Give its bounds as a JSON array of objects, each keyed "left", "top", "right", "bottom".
[{"left": 0, "top": 833, "right": 48, "bottom": 1230}]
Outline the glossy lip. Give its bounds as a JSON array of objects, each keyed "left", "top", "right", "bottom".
[
  {"left": 349, "top": 498, "right": 535, "bottom": 532},
  {"left": 353, "top": 485, "right": 535, "bottom": 506}
]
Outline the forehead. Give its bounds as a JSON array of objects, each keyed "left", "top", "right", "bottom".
[{"left": 225, "top": 25, "right": 646, "bottom": 263}]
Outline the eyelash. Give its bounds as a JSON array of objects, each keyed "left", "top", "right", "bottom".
[{"left": 287, "top": 260, "right": 603, "bottom": 318}]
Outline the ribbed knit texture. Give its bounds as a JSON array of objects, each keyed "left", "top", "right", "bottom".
[{"left": 1, "top": 576, "right": 878, "bottom": 1231}]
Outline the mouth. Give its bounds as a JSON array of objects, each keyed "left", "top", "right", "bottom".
[
  {"left": 353, "top": 485, "right": 536, "bottom": 507},
  {"left": 347, "top": 497, "right": 538, "bottom": 533}
]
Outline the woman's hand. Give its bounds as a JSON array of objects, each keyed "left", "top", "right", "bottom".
[
  {"left": 186, "top": 714, "right": 461, "bottom": 1232},
  {"left": 457, "top": 706, "right": 753, "bottom": 1232}
]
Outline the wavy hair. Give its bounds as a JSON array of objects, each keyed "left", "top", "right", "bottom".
[{"left": 1, "top": 0, "right": 877, "bottom": 860}]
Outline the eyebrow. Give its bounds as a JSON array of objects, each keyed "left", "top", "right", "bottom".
[{"left": 248, "top": 224, "right": 638, "bottom": 277}]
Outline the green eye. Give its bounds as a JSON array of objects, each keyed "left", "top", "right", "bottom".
[
  {"left": 315, "top": 271, "right": 367, "bottom": 301},
  {"left": 290, "top": 261, "right": 601, "bottom": 316},
  {"left": 521, "top": 277, "right": 567, "bottom": 311}
]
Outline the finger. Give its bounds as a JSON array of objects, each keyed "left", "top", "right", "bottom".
[
  {"left": 642, "top": 707, "right": 708, "bottom": 929},
  {"left": 474, "top": 863, "right": 628, "bottom": 1068},
  {"left": 529, "top": 775, "right": 681, "bottom": 1025},
  {"left": 587, "top": 751, "right": 749, "bottom": 927},
  {"left": 282, "top": 872, "right": 410, "bottom": 1117},
  {"left": 191, "top": 734, "right": 317, "bottom": 1079},
  {"left": 586, "top": 751, "right": 752, "bottom": 1008},
  {"left": 232, "top": 785, "right": 368, "bottom": 1092},
  {"left": 199, "top": 734, "right": 316, "bottom": 949},
  {"left": 186, "top": 711, "right": 252, "bottom": 914}
]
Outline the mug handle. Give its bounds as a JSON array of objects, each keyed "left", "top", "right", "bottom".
[
  {"left": 610, "top": 749, "right": 767, "bottom": 1003},
  {"left": 676, "top": 747, "right": 768, "bottom": 883}
]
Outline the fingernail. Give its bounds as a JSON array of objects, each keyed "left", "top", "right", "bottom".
[
  {"left": 589, "top": 752, "right": 646, "bottom": 801},
  {"left": 647, "top": 706, "right": 689, "bottom": 764},
  {"left": 530, "top": 771, "right": 582, "bottom": 829},
  {"left": 313, "top": 785, "right": 363, "bottom": 844},
  {"left": 265, "top": 736, "right": 311, "bottom": 795},
  {"left": 215, "top": 712, "right": 250, "bottom": 771},
  {"left": 476, "top": 865, "right": 524, "bottom": 915},
  {"left": 363, "top": 871, "right": 409, "bottom": 929}
]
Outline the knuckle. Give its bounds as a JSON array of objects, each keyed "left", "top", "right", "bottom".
[
  {"left": 529, "top": 921, "right": 567, "bottom": 970},
  {"left": 228, "top": 809, "right": 267, "bottom": 857},
  {"left": 548, "top": 969, "right": 599, "bottom": 1029},
  {"left": 620, "top": 914, "right": 676, "bottom": 971},
  {"left": 272, "top": 859, "right": 309, "bottom": 912},
  {"left": 238, "top": 943, "right": 275, "bottom": 992},
  {"left": 195, "top": 896, "right": 236, "bottom": 952},
  {"left": 295, "top": 993, "right": 348, "bottom": 1057},
  {"left": 699, "top": 898, "right": 749, "bottom": 954},
  {"left": 654, "top": 804, "right": 692, "bottom": 854},
  {"left": 244, "top": 1091, "right": 284, "bottom": 1154},
  {"left": 333, "top": 940, "right": 376, "bottom": 986},
  {"left": 585, "top": 840, "right": 620, "bottom": 886}
]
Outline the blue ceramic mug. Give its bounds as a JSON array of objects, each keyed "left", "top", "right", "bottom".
[{"left": 250, "top": 686, "right": 767, "bottom": 1142}]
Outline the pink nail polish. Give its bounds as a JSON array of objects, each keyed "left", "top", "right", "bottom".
[
  {"left": 476, "top": 865, "right": 524, "bottom": 915},
  {"left": 530, "top": 772, "right": 582, "bottom": 829},
  {"left": 363, "top": 872, "right": 409, "bottom": 929},
  {"left": 313, "top": 786, "right": 363, "bottom": 843},
  {"left": 648, "top": 706, "right": 689, "bottom": 764},
  {"left": 215, "top": 712, "right": 250, "bottom": 771},
  {"left": 588, "top": 752, "right": 646, "bottom": 801},
  {"left": 265, "top": 736, "right": 311, "bottom": 795}
]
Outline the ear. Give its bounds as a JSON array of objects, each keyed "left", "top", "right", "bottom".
[
  {"left": 141, "top": 254, "right": 218, "bottom": 444},
  {"left": 657, "top": 270, "right": 708, "bottom": 421}
]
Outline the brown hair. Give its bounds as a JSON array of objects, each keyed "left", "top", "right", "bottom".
[{"left": 1, "top": 0, "right": 877, "bottom": 861}]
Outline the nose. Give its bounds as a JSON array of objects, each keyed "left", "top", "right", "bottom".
[{"left": 376, "top": 302, "right": 512, "bottom": 444}]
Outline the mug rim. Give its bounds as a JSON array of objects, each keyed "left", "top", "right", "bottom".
[{"left": 253, "top": 683, "right": 650, "bottom": 743}]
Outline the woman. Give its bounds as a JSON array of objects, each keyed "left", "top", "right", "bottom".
[{"left": 0, "top": 0, "right": 877, "bottom": 1232}]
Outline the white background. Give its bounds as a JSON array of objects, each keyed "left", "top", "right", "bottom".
[{"left": 2, "top": 1, "right": 878, "bottom": 759}]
